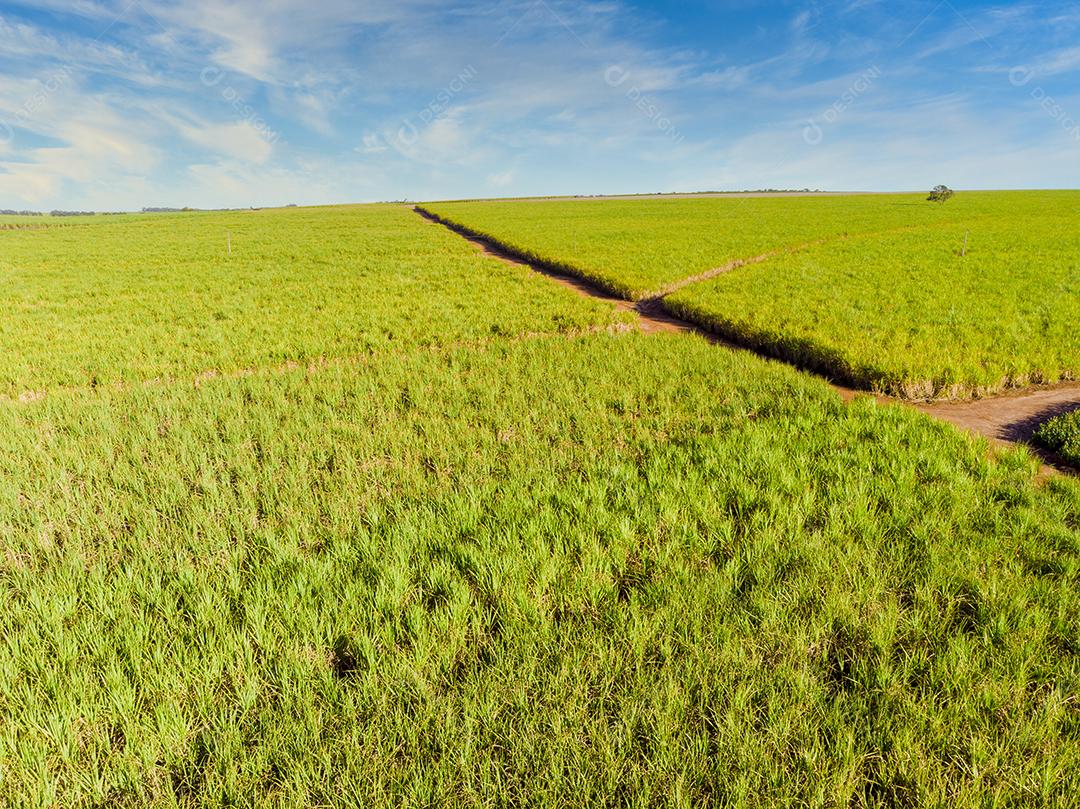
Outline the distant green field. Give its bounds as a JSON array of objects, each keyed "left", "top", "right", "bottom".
[
  {"left": 420, "top": 192, "right": 1078, "bottom": 298},
  {"left": 0, "top": 205, "right": 627, "bottom": 397},
  {"left": 1036, "top": 409, "right": 1080, "bottom": 467},
  {"left": 668, "top": 215, "right": 1080, "bottom": 398},
  {"left": 423, "top": 192, "right": 1080, "bottom": 399}
]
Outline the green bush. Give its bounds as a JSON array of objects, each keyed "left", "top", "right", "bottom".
[{"left": 1035, "top": 409, "right": 1080, "bottom": 466}]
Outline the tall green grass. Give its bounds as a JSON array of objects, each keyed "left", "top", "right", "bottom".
[
  {"left": 423, "top": 192, "right": 1080, "bottom": 399},
  {"left": 421, "top": 192, "right": 1079, "bottom": 299},
  {"left": 0, "top": 205, "right": 627, "bottom": 396},
  {"left": 1, "top": 332, "right": 1077, "bottom": 806},
  {"left": 667, "top": 216, "right": 1080, "bottom": 399}
]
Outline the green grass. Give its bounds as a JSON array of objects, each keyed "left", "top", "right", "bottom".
[
  {"left": 667, "top": 215, "right": 1080, "bottom": 399},
  {"left": 422, "top": 192, "right": 1080, "bottom": 399},
  {"left": 1, "top": 330, "right": 1079, "bottom": 806},
  {"left": 420, "top": 191, "right": 1080, "bottom": 299},
  {"left": 1, "top": 202, "right": 1078, "bottom": 806},
  {"left": 0, "top": 205, "right": 627, "bottom": 396},
  {"left": 1035, "top": 410, "right": 1080, "bottom": 468}
]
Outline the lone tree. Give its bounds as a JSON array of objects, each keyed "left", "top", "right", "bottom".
[{"left": 928, "top": 185, "right": 954, "bottom": 203}]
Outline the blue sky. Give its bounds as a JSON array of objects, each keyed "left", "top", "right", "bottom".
[{"left": 0, "top": 0, "right": 1078, "bottom": 209}]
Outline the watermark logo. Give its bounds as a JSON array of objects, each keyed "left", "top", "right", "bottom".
[
  {"left": 1008, "top": 65, "right": 1080, "bottom": 142},
  {"left": 200, "top": 66, "right": 281, "bottom": 146},
  {"left": 604, "top": 65, "right": 684, "bottom": 145},
  {"left": 803, "top": 120, "right": 824, "bottom": 146},
  {"left": 0, "top": 64, "right": 74, "bottom": 146},
  {"left": 1008, "top": 66, "right": 1034, "bottom": 88},
  {"left": 200, "top": 66, "right": 224, "bottom": 87},
  {"left": 605, "top": 66, "right": 630, "bottom": 88},
  {"left": 395, "top": 66, "right": 477, "bottom": 148},
  {"left": 803, "top": 65, "right": 881, "bottom": 145}
]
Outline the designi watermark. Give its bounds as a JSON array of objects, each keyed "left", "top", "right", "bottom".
[
  {"left": 803, "top": 65, "right": 881, "bottom": 145},
  {"left": 396, "top": 66, "right": 478, "bottom": 148},
  {"left": 0, "top": 64, "right": 75, "bottom": 146},
  {"left": 200, "top": 67, "right": 281, "bottom": 146},
  {"left": 605, "top": 66, "right": 685, "bottom": 145},
  {"left": 1009, "top": 66, "right": 1080, "bottom": 142}
]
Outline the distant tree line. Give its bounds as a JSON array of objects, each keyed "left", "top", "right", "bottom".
[{"left": 0, "top": 210, "right": 44, "bottom": 216}]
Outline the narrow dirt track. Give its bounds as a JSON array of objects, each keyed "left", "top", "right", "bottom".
[
  {"left": 415, "top": 206, "right": 702, "bottom": 337},
  {"left": 916, "top": 385, "right": 1080, "bottom": 472},
  {"left": 414, "top": 205, "right": 1080, "bottom": 476},
  {"left": 641, "top": 252, "right": 776, "bottom": 301}
]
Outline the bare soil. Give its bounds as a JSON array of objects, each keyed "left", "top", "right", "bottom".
[{"left": 916, "top": 385, "right": 1080, "bottom": 473}]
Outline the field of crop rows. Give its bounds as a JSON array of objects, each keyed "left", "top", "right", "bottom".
[
  {"left": 423, "top": 191, "right": 1080, "bottom": 400},
  {"left": 1, "top": 200, "right": 1078, "bottom": 806}
]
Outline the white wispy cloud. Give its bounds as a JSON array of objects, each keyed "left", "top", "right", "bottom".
[{"left": 1029, "top": 46, "right": 1080, "bottom": 77}]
